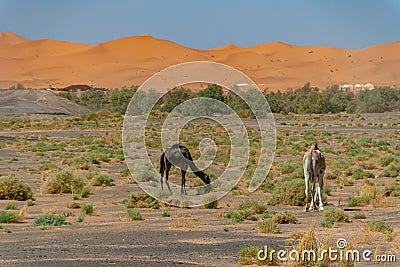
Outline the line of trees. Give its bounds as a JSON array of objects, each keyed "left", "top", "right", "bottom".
[{"left": 59, "top": 83, "right": 400, "bottom": 116}]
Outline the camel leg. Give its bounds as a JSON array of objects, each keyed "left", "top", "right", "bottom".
[
  {"left": 181, "top": 169, "right": 187, "bottom": 195},
  {"left": 309, "top": 181, "right": 316, "bottom": 211},
  {"left": 165, "top": 164, "right": 172, "bottom": 193},
  {"left": 160, "top": 172, "right": 164, "bottom": 191},
  {"left": 304, "top": 166, "right": 310, "bottom": 212},
  {"left": 318, "top": 169, "right": 325, "bottom": 211}
]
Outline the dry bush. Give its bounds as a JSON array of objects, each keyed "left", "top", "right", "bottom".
[
  {"left": 268, "top": 178, "right": 306, "bottom": 206},
  {"left": 170, "top": 218, "right": 193, "bottom": 228},
  {"left": 0, "top": 175, "right": 33, "bottom": 201},
  {"left": 124, "top": 191, "right": 159, "bottom": 209},
  {"left": 40, "top": 169, "right": 85, "bottom": 194},
  {"left": 272, "top": 211, "right": 298, "bottom": 224}
]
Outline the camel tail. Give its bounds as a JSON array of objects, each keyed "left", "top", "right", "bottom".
[{"left": 159, "top": 152, "right": 165, "bottom": 174}]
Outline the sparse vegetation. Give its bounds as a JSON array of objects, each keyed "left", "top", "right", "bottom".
[{"left": 34, "top": 214, "right": 69, "bottom": 226}]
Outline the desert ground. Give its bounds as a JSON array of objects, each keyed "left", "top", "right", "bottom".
[
  {"left": 1, "top": 31, "right": 400, "bottom": 90},
  {"left": 0, "top": 111, "right": 399, "bottom": 266}
]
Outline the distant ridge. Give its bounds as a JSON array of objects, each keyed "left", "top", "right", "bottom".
[{"left": 0, "top": 32, "right": 399, "bottom": 90}]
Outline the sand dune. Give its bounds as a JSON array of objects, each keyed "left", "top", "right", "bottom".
[{"left": 0, "top": 31, "right": 399, "bottom": 90}]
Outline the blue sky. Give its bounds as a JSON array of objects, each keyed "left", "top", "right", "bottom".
[{"left": 0, "top": 0, "right": 399, "bottom": 49}]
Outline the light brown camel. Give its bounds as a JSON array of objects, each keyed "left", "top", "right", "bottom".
[{"left": 303, "top": 142, "right": 326, "bottom": 211}]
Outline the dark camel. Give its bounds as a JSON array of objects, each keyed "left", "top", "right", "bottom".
[{"left": 159, "top": 144, "right": 210, "bottom": 195}]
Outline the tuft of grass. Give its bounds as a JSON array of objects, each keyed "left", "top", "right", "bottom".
[
  {"left": 80, "top": 186, "right": 91, "bottom": 198},
  {"left": 34, "top": 214, "right": 69, "bottom": 226},
  {"left": 238, "top": 199, "right": 266, "bottom": 214},
  {"left": 26, "top": 200, "right": 35, "bottom": 206},
  {"left": 320, "top": 207, "right": 350, "bottom": 227},
  {"left": 353, "top": 213, "right": 366, "bottom": 219},
  {"left": 367, "top": 220, "right": 393, "bottom": 235},
  {"left": 67, "top": 202, "right": 82, "bottom": 209},
  {"left": 81, "top": 203, "right": 94, "bottom": 215},
  {"left": 0, "top": 210, "right": 19, "bottom": 223},
  {"left": 127, "top": 209, "right": 143, "bottom": 220},
  {"left": 0, "top": 224, "right": 12, "bottom": 233},
  {"left": 225, "top": 212, "right": 244, "bottom": 224},
  {"left": 91, "top": 173, "right": 114, "bottom": 186},
  {"left": 5, "top": 203, "right": 17, "bottom": 210},
  {"left": 0, "top": 175, "right": 33, "bottom": 201},
  {"left": 257, "top": 218, "right": 281, "bottom": 234},
  {"left": 170, "top": 218, "right": 192, "bottom": 228},
  {"left": 345, "top": 184, "right": 390, "bottom": 207},
  {"left": 77, "top": 214, "right": 84, "bottom": 222},
  {"left": 202, "top": 194, "right": 218, "bottom": 209},
  {"left": 378, "top": 155, "right": 394, "bottom": 167},
  {"left": 351, "top": 168, "right": 375, "bottom": 180},
  {"left": 40, "top": 169, "right": 84, "bottom": 194},
  {"left": 162, "top": 209, "right": 171, "bottom": 217},
  {"left": 238, "top": 246, "right": 278, "bottom": 266}
]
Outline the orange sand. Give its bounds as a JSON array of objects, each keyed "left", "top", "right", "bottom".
[{"left": 0, "top": 31, "right": 399, "bottom": 90}]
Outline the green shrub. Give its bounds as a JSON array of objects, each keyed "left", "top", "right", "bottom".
[
  {"left": 34, "top": 214, "right": 69, "bottom": 226},
  {"left": 41, "top": 169, "right": 84, "bottom": 194},
  {"left": 80, "top": 186, "right": 91, "bottom": 198},
  {"left": 383, "top": 182, "right": 400, "bottom": 197},
  {"left": 351, "top": 168, "right": 375, "bottom": 180},
  {"left": 5, "top": 203, "right": 17, "bottom": 210},
  {"left": 127, "top": 209, "right": 143, "bottom": 220},
  {"left": 320, "top": 208, "right": 349, "bottom": 227},
  {"left": 0, "top": 175, "right": 33, "bottom": 201},
  {"left": 91, "top": 173, "right": 114, "bottom": 186},
  {"left": 0, "top": 211, "right": 19, "bottom": 223},
  {"left": 81, "top": 203, "right": 94, "bottom": 215},
  {"left": 367, "top": 220, "right": 393, "bottom": 234},
  {"left": 268, "top": 178, "right": 306, "bottom": 206},
  {"left": 162, "top": 209, "right": 171, "bottom": 217},
  {"left": 378, "top": 155, "right": 394, "bottom": 167},
  {"left": 225, "top": 212, "right": 244, "bottom": 224},
  {"left": 353, "top": 213, "right": 366, "bottom": 219},
  {"left": 257, "top": 219, "right": 281, "bottom": 233}
]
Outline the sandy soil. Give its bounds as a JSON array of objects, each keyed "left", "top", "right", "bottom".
[{"left": 0, "top": 114, "right": 399, "bottom": 266}]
